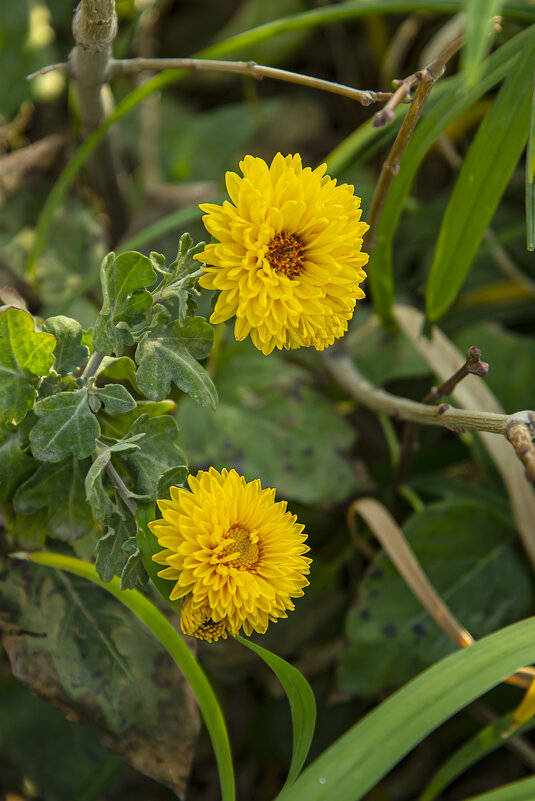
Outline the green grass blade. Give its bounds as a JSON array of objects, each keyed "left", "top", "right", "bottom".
[
  {"left": 367, "top": 23, "right": 535, "bottom": 324},
  {"left": 462, "top": 0, "right": 504, "bottom": 87},
  {"left": 275, "top": 616, "right": 535, "bottom": 801},
  {"left": 418, "top": 712, "right": 535, "bottom": 801},
  {"left": 462, "top": 776, "right": 535, "bottom": 801},
  {"left": 26, "top": 4, "right": 535, "bottom": 275},
  {"left": 425, "top": 32, "right": 535, "bottom": 323},
  {"left": 234, "top": 634, "right": 316, "bottom": 792},
  {"left": 23, "top": 551, "right": 236, "bottom": 801},
  {"left": 526, "top": 73, "right": 535, "bottom": 251}
]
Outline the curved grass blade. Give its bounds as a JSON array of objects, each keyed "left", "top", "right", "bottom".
[
  {"left": 367, "top": 23, "right": 535, "bottom": 324},
  {"left": 425, "top": 31, "right": 535, "bottom": 323},
  {"left": 27, "top": 4, "right": 535, "bottom": 275},
  {"left": 275, "top": 616, "right": 535, "bottom": 801},
  {"left": 462, "top": 776, "right": 535, "bottom": 801},
  {"left": 418, "top": 712, "right": 535, "bottom": 801},
  {"left": 235, "top": 634, "right": 316, "bottom": 792},
  {"left": 19, "top": 551, "right": 236, "bottom": 801},
  {"left": 526, "top": 74, "right": 535, "bottom": 251}
]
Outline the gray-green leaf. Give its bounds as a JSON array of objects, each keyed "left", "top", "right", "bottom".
[
  {"left": 43, "top": 315, "right": 89, "bottom": 376},
  {"left": 30, "top": 389, "right": 100, "bottom": 462},
  {"left": 136, "top": 323, "right": 217, "bottom": 409}
]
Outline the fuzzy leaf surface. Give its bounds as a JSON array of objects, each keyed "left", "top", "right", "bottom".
[
  {"left": 115, "top": 415, "right": 188, "bottom": 499},
  {"left": 14, "top": 457, "right": 96, "bottom": 541},
  {"left": 30, "top": 389, "right": 100, "bottom": 462},
  {"left": 43, "top": 315, "right": 89, "bottom": 376},
  {"left": 136, "top": 322, "right": 217, "bottom": 409}
]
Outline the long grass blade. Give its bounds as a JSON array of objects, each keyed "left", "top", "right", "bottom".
[
  {"left": 235, "top": 634, "right": 316, "bottom": 792},
  {"left": 418, "top": 712, "right": 535, "bottom": 801},
  {"left": 276, "top": 616, "right": 535, "bottom": 801},
  {"left": 526, "top": 73, "right": 535, "bottom": 251}
]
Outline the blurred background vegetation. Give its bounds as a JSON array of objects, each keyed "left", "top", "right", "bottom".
[{"left": 1, "top": 1, "right": 535, "bottom": 800}]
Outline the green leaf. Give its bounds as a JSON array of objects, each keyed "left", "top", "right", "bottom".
[
  {"left": 93, "top": 252, "right": 157, "bottom": 356},
  {"left": 418, "top": 711, "right": 535, "bottom": 801},
  {"left": 170, "top": 316, "right": 214, "bottom": 360},
  {"left": 157, "top": 465, "right": 189, "bottom": 498},
  {"left": 0, "top": 424, "right": 36, "bottom": 504},
  {"left": 96, "top": 355, "right": 139, "bottom": 392},
  {"left": 136, "top": 323, "right": 217, "bottom": 409},
  {"left": 30, "top": 389, "right": 100, "bottom": 462},
  {"left": 462, "top": 0, "right": 504, "bottom": 87},
  {"left": 136, "top": 502, "right": 182, "bottom": 615},
  {"left": 235, "top": 634, "right": 316, "bottom": 790},
  {"left": 120, "top": 548, "right": 149, "bottom": 591},
  {"left": 276, "top": 616, "right": 535, "bottom": 801},
  {"left": 43, "top": 315, "right": 89, "bottom": 376},
  {"left": 367, "top": 24, "right": 535, "bottom": 324},
  {"left": 85, "top": 438, "right": 142, "bottom": 523},
  {"left": 115, "top": 415, "right": 188, "bottom": 499},
  {"left": 95, "top": 515, "right": 136, "bottom": 583},
  {"left": 2, "top": 559, "right": 201, "bottom": 798},
  {"left": 95, "top": 384, "right": 136, "bottom": 416},
  {"left": 14, "top": 457, "right": 96, "bottom": 541},
  {"left": 338, "top": 498, "right": 531, "bottom": 695},
  {"left": 0, "top": 307, "right": 56, "bottom": 424},
  {"left": 11, "top": 510, "right": 47, "bottom": 550},
  {"left": 22, "top": 552, "right": 235, "bottom": 801},
  {"left": 426, "top": 32, "right": 535, "bottom": 322},
  {"left": 178, "top": 344, "right": 357, "bottom": 504}
]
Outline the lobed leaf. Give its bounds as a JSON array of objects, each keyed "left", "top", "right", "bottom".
[
  {"left": 30, "top": 389, "right": 100, "bottom": 462},
  {"left": 93, "top": 252, "right": 156, "bottom": 356},
  {"left": 94, "top": 384, "right": 136, "bottom": 416},
  {"left": 0, "top": 307, "right": 56, "bottom": 424},
  {"left": 43, "top": 315, "right": 89, "bottom": 376},
  {"left": 14, "top": 457, "right": 96, "bottom": 541},
  {"left": 115, "top": 414, "right": 188, "bottom": 499},
  {"left": 136, "top": 323, "right": 217, "bottom": 410},
  {"left": 95, "top": 515, "right": 136, "bottom": 583}
]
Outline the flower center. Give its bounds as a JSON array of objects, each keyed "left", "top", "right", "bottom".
[
  {"left": 266, "top": 232, "right": 304, "bottom": 278},
  {"left": 219, "top": 525, "right": 260, "bottom": 571}
]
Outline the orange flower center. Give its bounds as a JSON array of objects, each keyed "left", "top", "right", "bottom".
[
  {"left": 266, "top": 232, "right": 304, "bottom": 278},
  {"left": 219, "top": 525, "right": 260, "bottom": 571}
]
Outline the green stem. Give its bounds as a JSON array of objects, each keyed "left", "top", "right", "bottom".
[{"left": 19, "top": 551, "right": 236, "bottom": 801}]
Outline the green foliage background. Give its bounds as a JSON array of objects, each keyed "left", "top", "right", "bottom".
[{"left": 1, "top": 1, "right": 535, "bottom": 800}]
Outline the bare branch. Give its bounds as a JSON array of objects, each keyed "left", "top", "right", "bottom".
[
  {"left": 109, "top": 57, "right": 392, "bottom": 107},
  {"left": 323, "top": 349, "right": 520, "bottom": 436}
]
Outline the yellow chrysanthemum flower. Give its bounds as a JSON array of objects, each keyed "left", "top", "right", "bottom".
[
  {"left": 194, "top": 152, "right": 369, "bottom": 355},
  {"left": 149, "top": 467, "right": 311, "bottom": 640}
]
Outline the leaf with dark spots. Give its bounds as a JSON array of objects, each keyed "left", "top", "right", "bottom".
[
  {"left": 0, "top": 563, "right": 200, "bottom": 796},
  {"left": 178, "top": 343, "right": 358, "bottom": 504},
  {"left": 339, "top": 497, "right": 532, "bottom": 696}
]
